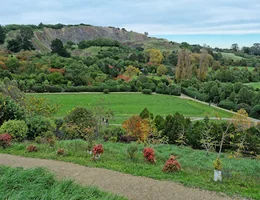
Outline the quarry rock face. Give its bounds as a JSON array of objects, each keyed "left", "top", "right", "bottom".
[{"left": 32, "top": 26, "right": 149, "bottom": 51}]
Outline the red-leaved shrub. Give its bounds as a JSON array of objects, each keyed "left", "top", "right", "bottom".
[
  {"left": 57, "top": 148, "right": 65, "bottom": 156},
  {"left": 115, "top": 74, "right": 131, "bottom": 82},
  {"left": 162, "top": 155, "right": 181, "bottom": 173},
  {"left": 0, "top": 133, "right": 12, "bottom": 149},
  {"left": 92, "top": 144, "right": 104, "bottom": 156},
  {"left": 26, "top": 145, "right": 38, "bottom": 152},
  {"left": 143, "top": 147, "right": 156, "bottom": 163}
]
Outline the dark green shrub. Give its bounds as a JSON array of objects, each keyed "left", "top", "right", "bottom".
[
  {"left": 0, "top": 120, "right": 28, "bottom": 141},
  {"left": 64, "top": 107, "right": 96, "bottom": 129},
  {"left": 31, "top": 85, "right": 46, "bottom": 93},
  {"left": 183, "top": 87, "right": 209, "bottom": 101},
  {"left": 163, "top": 113, "right": 191, "bottom": 144},
  {"left": 127, "top": 143, "right": 138, "bottom": 160},
  {"left": 219, "top": 100, "right": 237, "bottom": 111},
  {"left": 250, "top": 105, "right": 260, "bottom": 119},
  {"left": 140, "top": 107, "right": 153, "bottom": 119},
  {"left": 44, "top": 85, "right": 62, "bottom": 92},
  {"left": 153, "top": 115, "right": 165, "bottom": 131},
  {"left": 236, "top": 103, "right": 251, "bottom": 114},
  {"left": 142, "top": 89, "right": 152, "bottom": 94},
  {"left": 26, "top": 116, "right": 53, "bottom": 140},
  {"left": 101, "top": 126, "right": 126, "bottom": 141},
  {"left": 103, "top": 89, "right": 109, "bottom": 94}
]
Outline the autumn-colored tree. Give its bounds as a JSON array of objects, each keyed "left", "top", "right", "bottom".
[
  {"left": 197, "top": 49, "right": 213, "bottom": 81},
  {"left": 232, "top": 108, "right": 252, "bottom": 132},
  {"left": 231, "top": 108, "right": 253, "bottom": 156},
  {"left": 122, "top": 115, "right": 143, "bottom": 138},
  {"left": 189, "top": 49, "right": 213, "bottom": 81},
  {"left": 122, "top": 115, "right": 156, "bottom": 141},
  {"left": 124, "top": 65, "right": 140, "bottom": 77},
  {"left": 156, "top": 65, "right": 168, "bottom": 76},
  {"left": 175, "top": 49, "right": 192, "bottom": 81},
  {"left": 145, "top": 49, "right": 163, "bottom": 65}
]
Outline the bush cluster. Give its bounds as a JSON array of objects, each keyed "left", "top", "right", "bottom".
[
  {"left": 143, "top": 147, "right": 156, "bottom": 163},
  {"left": 0, "top": 133, "right": 12, "bottom": 149},
  {"left": 162, "top": 155, "right": 181, "bottom": 173}
]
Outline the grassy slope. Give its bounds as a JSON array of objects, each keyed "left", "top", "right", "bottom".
[
  {"left": 1, "top": 140, "right": 259, "bottom": 199},
  {"left": 220, "top": 52, "right": 243, "bottom": 61},
  {"left": 244, "top": 82, "right": 260, "bottom": 89},
  {"left": 0, "top": 165, "right": 125, "bottom": 200},
  {"left": 228, "top": 66, "right": 255, "bottom": 72},
  {"left": 27, "top": 93, "right": 232, "bottom": 124}
]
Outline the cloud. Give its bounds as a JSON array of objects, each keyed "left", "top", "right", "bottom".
[{"left": 0, "top": 0, "right": 260, "bottom": 35}]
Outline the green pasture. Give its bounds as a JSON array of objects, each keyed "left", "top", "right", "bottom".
[
  {"left": 27, "top": 93, "right": 232, "bottom": 124},
  {"left": 220, "top": 52, "right": 243, "bottom": 61},
  {"left": 244, "top": 82, "right": 260, "bottom": 89},
  {"left": 229, "top": 66, "right": 255, "bottom": 71}
]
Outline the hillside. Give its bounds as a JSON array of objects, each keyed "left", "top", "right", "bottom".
[{"left": 5, "top": 25, "right": 179, "bottom": 52}]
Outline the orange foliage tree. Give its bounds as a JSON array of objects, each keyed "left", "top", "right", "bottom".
[{"left": 122, "top": 115, "right": 153, "bottom": 141}]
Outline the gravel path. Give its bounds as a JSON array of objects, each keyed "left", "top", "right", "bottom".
[{"left": 0, "top": 154, "right": 239, "bottom": 200}]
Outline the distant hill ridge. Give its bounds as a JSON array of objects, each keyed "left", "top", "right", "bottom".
[{"left": 3, "top": 24, "right": 178, "bottom": 52}]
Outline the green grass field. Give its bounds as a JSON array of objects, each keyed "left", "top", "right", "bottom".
[
  {"left": 28, "top": 93, "right": 232, "bottom": 124},
  {"left": 0, "top": 165, "right": 125, "bottom": 200},
  {"left": 229, "top": 66, "right": 255, "bottom": 72},
  {"left": 1, "top": 140, "right": 259, "bottom": 199},
  {"left": 244, "top": 82, "right": 260, "bottom": 89},
  {"left": 220, "top": 52, "right": 243, "bottom": 61}
]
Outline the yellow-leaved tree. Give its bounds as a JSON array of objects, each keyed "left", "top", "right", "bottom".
[
  {"left": 230, "top": 108, "right": 253, "bottom": 157},
  {"left": 145, "top": 49, "right": 163, "bottom": 65},
  {"left": 124, "top": 65, "right": 140, "bottom": 77}
]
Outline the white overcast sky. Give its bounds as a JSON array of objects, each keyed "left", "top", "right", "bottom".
[{"left": 1, "top": 0, "right": 260, "bottom": 47}]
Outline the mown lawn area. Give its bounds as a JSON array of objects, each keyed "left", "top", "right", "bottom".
[
  {"left": 27, "top": 93, "right": 232, "bottom": 124},
  {"left": 220, "top": 52, "right": 243, "bottom": 61},
  {"left": 0, "top": 165, "right": 125, "bottom": 200},
  {"left": 1, "top": 140, "right": 259, "bottom": 199},
  {"left": 244, "top": 82, "right": 260, "bottom": 89},
  {"left": 229, "top": 66, "right": 255, "bottom": 72}
]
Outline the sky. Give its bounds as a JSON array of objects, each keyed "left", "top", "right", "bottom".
[{"left": 1, "top": 0, "right": 260, "bottom": 48}]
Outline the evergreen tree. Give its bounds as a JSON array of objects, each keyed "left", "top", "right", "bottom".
[
  {"left": 51, "top": 38, "right": 70, "bottom": 57},
  {"left": 0, "top": 25, "right": 5, "bottom": 44},
  {"left": 140, "top": 108, "right": 153, "bottom": 119}
]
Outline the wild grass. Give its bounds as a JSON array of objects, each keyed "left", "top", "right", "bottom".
[
  {"left": 1, "top": 140, "right": 259, "bottom": 199},
  {"left": 0, "top": 165, "right": 125, "bottom": 200},
  {"left": 27, "top": 93, "right": 232, "bottom": 124}
]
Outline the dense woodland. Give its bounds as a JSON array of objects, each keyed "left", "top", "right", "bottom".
[{"left": 0, "top": 24, "right": 260, "bottom": 119}]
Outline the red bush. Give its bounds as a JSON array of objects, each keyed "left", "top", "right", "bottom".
[
  {"left": 143, "top": 147, "right": 156, "bottom": 163},
  {"left": 27, "top": 145, "right": 38, "bottom": 152},
  {"left": 92, "top": 144, "right": 104, "bottom": 156},
  {"left": 0, "top": 133, "right": 12, "bottom": 149},
  {"left": 162, "top": 155, "right": 181, "bottom": 173},
  {"left": 115, "top": 74, "right": 131, "bottom": 82},
  {"left": 48, "top": 68, "right": 65, "bottom": 74},
  {"left": 57, "top": 148, "right": 65, "bottom": 156}
]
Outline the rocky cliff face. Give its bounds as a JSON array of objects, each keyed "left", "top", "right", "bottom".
[{"left": 32, "top": 25, "right": 150, "bottom": 51}]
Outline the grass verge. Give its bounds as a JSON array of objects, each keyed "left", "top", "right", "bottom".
[
  {"left": 0, "top": 140, "right": 259, "bottom": 199},
  {"left": 0, "top": 165, "right": 126, "bottom": 200}
]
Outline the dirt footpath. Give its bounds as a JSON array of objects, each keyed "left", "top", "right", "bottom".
[{"left": 0, "top": 154, "right": 240, "bottom": 200}]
